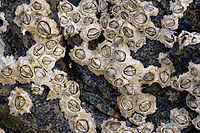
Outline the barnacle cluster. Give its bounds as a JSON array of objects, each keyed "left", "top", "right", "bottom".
[{"left": 0, "top": 0, "right": 200, "bottom": 132}]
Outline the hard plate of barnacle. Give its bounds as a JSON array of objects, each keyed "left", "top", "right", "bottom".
[{"left": 0, "top": 0, "right": 200, "bottom": 133}]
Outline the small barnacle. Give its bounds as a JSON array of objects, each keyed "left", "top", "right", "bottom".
[
  {"left": 121, "top": 0, "right": 138, "bottom": 11},
  {"left": 135, "top": 93, "right": 157, "bottom": 115},
  {"left": 45, "top": 40, "right": 57, "bottom": 50},
  {"left": 20, "top": 13, "right": 31, "bottom": 25},
  {"left": 101, "top": 45, "right": 111, "bottom": 58},
  {"left": 186, "top": 93, "right": 199, "bottom": 112},
  {"left": 159, "top": 70, "right": 170, "bottom": 83},
  {"left": 68, "top": 99, "right": 81, "bottom": 112},
  {"left": 118, "top": 94, "right": 136, "bottom": 118},
  {"left": 33, "top": 44, "right": 45, "bottom": 56},
  {"left": 0, "top": 12, "right": 9, "bottom": 34},
  {"left": 192, "top": 84, "right": 200, "bottom": 98},
  {"left": 129, "top": 112, "right": 146, "bottom": 126},
  {"left": 114, "top": 77, "right": 124, "bottom": 87},
  {"left": 114, "top": 50, "right": 126, "bottom": 62},
  {"left": 72, "top": 12, "right": 81, "bottom": 23},
  {"left": 178, "top": 73, "right": 193, "bottom": 90},
  {"left": 133, "top": 12, "right": 148, "bottom": 25},
  {"left": 137, "top": 122, "right": 154, "bottom": 133},
  {"left": 109, "top": 20, "right": 119, "bottom": 29},
  {"left": 37, "top": 54, "right": 56, "bottom": 70},
  {"left": 142, "top": 65, "right": 159, "bottom": 85},
  {"left": 59, "top": 16, "right": 69, "bottom": 26},
  {"left": 123, "top": 65, "right": 136, "bottom": 77},
  {"left": 143, "top": 22, "right": 159, "bottom": 40},
  {"left": 106, "top": 30, "right": 116, "bottom": 39},
  {"left": 8, "top": 87, "right": 33, "bottom": 116},
  {"left": 60, "top": 1, "right": 73, "bottom": 13},
  {"left": 114, "top": 36, "right": 124, "bottom": 47},
  {"left": 192, "top": 115, "right": 200, "bottom": 130},
  {"left": 19, "top": 65, "right": 33, "bottom": 78},
  {"left": 74, "top": 49, "right": 86, "bottom": 60},
  {"left": 66, "top": 80, "right": 79, "bottom": 95},
  {"left": 31, "top": 83, "right": 44, "bottom": 95},
  {"left": 123, "top": 27, "right": 134, "bottom": 38},
  {"left": 83, "top": 17, "right": 94, "bottom": 26},
  {"left": 156, "top": 122, "right": 181, "bottom": 133},
  {"left": 121, "top": 11, "right": 129, "bottom": 20},
  {"left": 34, "top": 66, "right": 46, "bottom": 78},
  {"left": 29, "top": 0, "right": 51, "bottom": 15},
  {"left": 87, "top": 28, "right": 100, "bottom": 39},
  {"left": 101, "top": 118, "right": 124, "bottom": 132},
  {"left": 98, "top": 0, "right": 108, "bottom": 12},
  {"left": 105, "top": 67, "right": 116, "bottom": 80},
  {"left": 161, "top": 15, "right": 179, "bottom": 30},
  {"left": 76, "top": 119, "right": 89, "bottom": 132},
  {"left": 170, "top": 108, "right": 190, "bottom": 129},
  {"left": 53, "top": 46, "right": 65, "bottom": 57},
  {"left": 37, "top": 21, "right": 51, "bottom": 36},
  {"left": 90, "top": 57, "right": 101, "bottom": 69},
  {"left": 100, "top": 15, "right": 108, "bottom": 29}
]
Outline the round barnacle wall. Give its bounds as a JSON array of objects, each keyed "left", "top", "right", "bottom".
[{"left": 7, "top": 87, "right": 33, "bottom": 116}]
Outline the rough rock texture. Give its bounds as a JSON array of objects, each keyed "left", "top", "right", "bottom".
[{"left": 0, "top": 0, "right": 200, "bottom": 133}]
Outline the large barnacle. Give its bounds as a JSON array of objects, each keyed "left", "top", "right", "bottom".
[{"left": 8, "top": 87, "right": 33, "bottom": 116}]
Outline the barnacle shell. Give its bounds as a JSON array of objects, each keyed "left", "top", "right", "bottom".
[
  {"left": 29, "top": 0, "right": 51, "bottom": 16},
  {"left": 8, "top": 87, "right": 33, "bottom": 116},
  {"left": 192, "top": 115, "right": 200, "bottom": 131},
  {"left": 31, "top": 83, "right": 44, "bottom": 95},
  {"left": 161, "top": 15, "right": 179, "bottom": 30},
  {"left": 135, "top": 93, "right": 157, "bottom": 115},
  {"left": 0, "top": 12, "right": 9, "bottom": 34},
  {"left": 129, "top": 112, "right": 146, "bottom": 126},
  {"left": 156, "top": 122, "right": 181, "bottom": 133},
  {"left": 186, "top": 93, "right": 200, "bottom": 113},
  {"left": 170, "top": 108, "right": 190, "bottom": 129},
  {"left": 141, "top": 65, "right": 159, "bottom": 85},
  {"left": 0, "top": 56, "right": 17, "bottom": 85},
  {"left": 137, "top": 122, "right": 154, "bottom": 133}
]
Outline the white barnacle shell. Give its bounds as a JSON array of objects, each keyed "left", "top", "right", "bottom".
[
  {"left": 101, "top": 118, "right": 125, "bottom": 133},
  {"left": 141, "top": 65, "right": 159, "bottom": 85},
  {"left": 157, "top": 28, "right": 176, "bottom": 48},
  {"left": 0, "top": 56, "right": 17, "bottom": 85},
  {"left": 37, "top": 54, "right": 57, "bottom": 71},
  {"left": 8, "top": 87, "right": 33, "bottom": 116},
  {"left": 137, "top": 122, "right": 154, "bottom": 133},
  {"left": 142, "top": 21, "right": 160, "bottom": 40},
  {"left": 186, "top": 93, "right": 200, "bottom": 113},
  {"left": 177, "top": 72, "right": 194, "bottom": 92},
  {"left": 139, "top": 1, "right": 159, "bottom": 17},
  {"left": 29, "top": 0, "right": 51, "bottom": 16},
  {"left": 156, "top": 122, "right": 181, "bottom": 133},
  {"left": 79, "top": 0, "right": 98, "bottom": 17},
  {"left": 31, "top": 83, "right": 44, "bottom": 95},
  {"left": 0, "top": 12, "right": 9, "bottom": 34},
  {"left": 129, "top": 112, "right": 147, "bottom": 126},
  {"left": 117, "top": 94, "right": 137, "bottom": 118},
  {"left": 135, "top": 93, "right": 157, "bottom": 116},
  {"left": 170, "top": 108, "right": 190, "bottom": 129},
  {"left": 161, "top": 15, "right": 179, "bottom": 30},
  {"left": 192, "top": 115, "right": 200, "bottom": 131}
]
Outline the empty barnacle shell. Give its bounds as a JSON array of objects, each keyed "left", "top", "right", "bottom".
[
  {"left": 109, "top": 20, "right": 119, "bottom": 29},
  {"left": 73, "top": 13, "right": 81, "bottom": 23},
  {"left": 21, "top": 13, "right": 31, "bottom": 25},
  {"left": 8, "top": 87, "right": 33, "bottom": 116},
  {"left": 76, "top": 119, "right": 89, "bottom": 132},
  {"left": 34, "top": 66, "right": 46, "bottom": 78},
  {"left": 90, "top": 57, "right": 101, "bottom": 69},
  {"left": 20, "top": 65, "right": 33, "bottom": 78},
  {"left": 82, "top": 2, "right": 97, "bottom": 14},
  {"left": 100, "top": 16, "right": 108, "bottom": 29},
  {"left": 61, "top": 2, "right": 73, "bottom": 13},
  {"left": 106, "top": 30, "right": 116, "bottom": 39},
  {"left": 87, "top": 28, "right": 100, "bottom": 39},
  {"left": 37, "top": 21, "right": 51, "bottom": 36},
  {"left": 123, "top": 65, "right": 136, "bottom": 77},
  {"left": 129, "top": 112, "right": 146, "bottom": 126},
  {"left": 33, "top": 44, "right": 45, "bottom": 56},
  {"left": 123, "top": 27, "right": 134, "bottom": 38},
  {"left": 68, "top": 99, "right": 81, "bottom": 112},
  {"left": 46, "top": 40, "right": 57, "bottom": 50},
  {"left": 101, "top": 45, "right": 111, "bottom": 58},
  {"left": 83, "top": 17, "right": 94, "bottom": 25},
  {"left": 114, "top": 50, "right": 126, "bottom": 62},
  {"left": 75, "top": 49, "right": 86, "bottom": 59}
]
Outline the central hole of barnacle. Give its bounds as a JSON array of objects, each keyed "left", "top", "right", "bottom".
[{"left": 0, "top": 19, "right": 3, "bottom": 27}]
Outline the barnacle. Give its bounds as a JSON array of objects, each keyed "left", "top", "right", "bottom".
[
  {"left": 8, "top": 87, "right": 33, "bottom": 116},
  {"left": 156, "top": 122, "right": 181, "bottom": 133}
]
